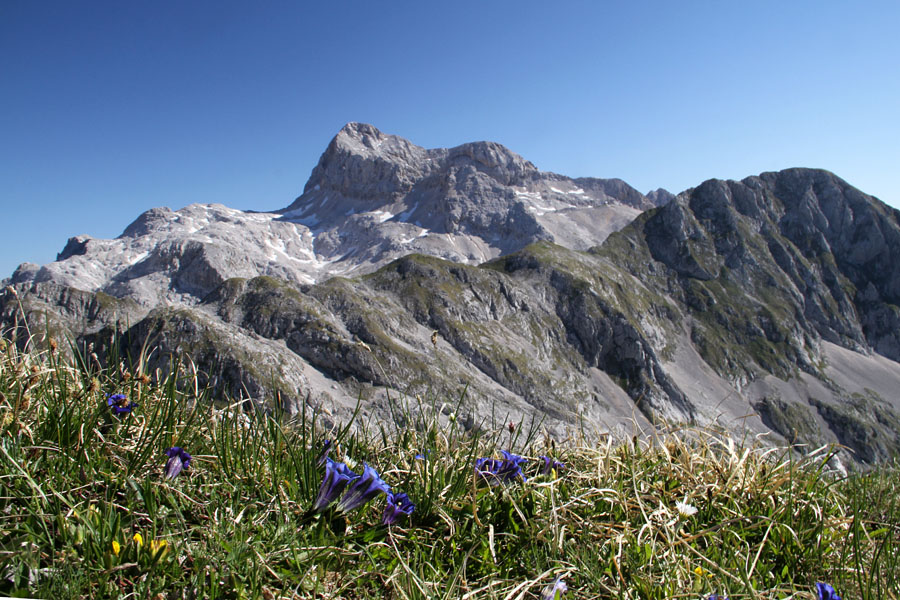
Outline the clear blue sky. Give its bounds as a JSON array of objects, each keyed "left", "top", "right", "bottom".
[{"left": 2, "top": 1, "right": 898, "bottom": 278}]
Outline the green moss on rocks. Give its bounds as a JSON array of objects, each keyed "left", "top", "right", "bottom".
[{"left": 754, "top": 396, "right": 821, "bottom": 448}]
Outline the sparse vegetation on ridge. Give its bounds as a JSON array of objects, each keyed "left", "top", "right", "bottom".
[{"left": 0, "top": 329, "right": 898, "bottom": 599}]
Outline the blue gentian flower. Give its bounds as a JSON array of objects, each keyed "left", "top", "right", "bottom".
[
  {"left": 540, "top": 577, "right": 567, "bottom": 599},
  {"left": 382, "top": 492, "right": 415, "bottom": 525},
  {"left": 106, "top": 393, "right": 135, "bottom": 415},
  {"left": 707, "top": 595, "right": 730, "bottom": 600},
  {"left": 337, "top": 463, "right": 390, "bottom": 513},
  {"left": 313, "top": 457, "right": 358, "bottom": 513},
  {"left": 539, "top": 455, "right": 565, "bottom": 475},
  {"left": 816, "top": 583, "right": 842, "bottom": 600},
  {"left": 164, "top": 447, "right": 191, "bottom": 480},
  {"left": 475, "top": 450, "right": 527, "bottom": 485}
]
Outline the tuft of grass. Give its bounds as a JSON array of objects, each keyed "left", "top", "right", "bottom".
[{"left": 0, "top": 330, "right": 897, "bottom": 599}]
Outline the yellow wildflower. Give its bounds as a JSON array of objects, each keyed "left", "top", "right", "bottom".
[
  {"left": 133, "top": 533, "right": 143, "bottom": 547},
  {"left": 694, "top": 566, "right": 713, "bottom": 578},
  {"left": 149, "top": 539, "right": 168, "bottom": 558},
  {"left": 111, "top": 540, "right": 121, "bottom": 555}
]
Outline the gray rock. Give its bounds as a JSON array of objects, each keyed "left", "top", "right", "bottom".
[
  {"left": 646, "top": 188, "right": 675, "bottom": 207},
  {"left": 10, "top": 263, "right": 40, "bottom": 285}
]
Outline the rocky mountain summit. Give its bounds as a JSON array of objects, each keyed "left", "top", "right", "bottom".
[
  {"left": 3, "top": 125, "right": 900, "bottom": 465},
  {"left": 9, "top": 123, "right": 655, "bottom": 307}
]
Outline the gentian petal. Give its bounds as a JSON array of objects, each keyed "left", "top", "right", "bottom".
[
  {"left": 165, "top": 456, "right": 183, "bottom": 479},
  {"left": 539, "top": 455, "right": 565, "bottom": 475},
  {"left": 312, "top": 458, "right": 357, "bottom": 513},
  {"left": 164, "top": 447, "right": 191, "bottom": 480},
  {"left": 540, "top": 577, "right": 567, "bottom": 600},
  {"left": 475, "top": 450, "right": 527, "bottom": 485},
  {"left": 500, "top": 450, "right": 525, "bottom": 465},
  {"left": 382, "top": 492, "right": 415, "bottom": 525},
  {"left": 336, "top": 463, "right": 390, "bottom": 513},
  {"left": 106, "top": 393, "right": 135, "bottom": 415},
  {"left": 816, "top": 583, "right": 842, "bottom": 600}
]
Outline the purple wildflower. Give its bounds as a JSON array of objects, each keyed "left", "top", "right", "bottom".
[
  {"left": 475, "top": 450, "right": 527, "bottom": 486},
  {"left": 382, "top": 492, "right": 415, "bottom": 525},
  {"left": 707, "top": 596, "right": 730, "bottom": 600},
  {"left": 540, "top": 577, "right": 567, "bottom": 600},
  {"left": 816, "top": 583, "right": 842, "bottom": 600},
  {"left": 313, "top": 457, "right": 358, "bottom": 513},
  {"left": 336, "top": 463, "right": 390, "bottom": 513},
  {"left": 539, "top": 455, "right": 565, "bottom": 475},
  {"left": 164, "top": 447, "right": 191, "bottom": 480},
  {"left": 106, "top": 393, "right": 135, "bottom": 415}
]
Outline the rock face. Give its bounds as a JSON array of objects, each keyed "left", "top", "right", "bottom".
[
  {"left": 3, "top": 124, "right": 900, "bottom": 465},
  {"left": 593, "top": 168, "right": 900, "bottom": 462},
  {"left": 635, "top": 169, "right": 900, "bottom": 369}
]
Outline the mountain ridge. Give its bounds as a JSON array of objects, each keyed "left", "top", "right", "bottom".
[
  {"left": 7, "top": 124, "right": 660, "bottom": 306},
  {"left": 3, "top": 125, "right": 900, "bottom": 466}
]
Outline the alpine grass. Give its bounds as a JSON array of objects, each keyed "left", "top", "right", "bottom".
[{"left": 0, "top": 328, "right": 897, "bottom": 599}]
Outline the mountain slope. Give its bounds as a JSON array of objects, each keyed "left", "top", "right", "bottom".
[
  {"left": 3, "top": 126, "right": 900, "bottom": 465},
  {"left": 590, "top": 168, "right": 900, "bottom": 461}
]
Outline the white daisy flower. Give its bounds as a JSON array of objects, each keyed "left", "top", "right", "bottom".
[{"left": 675, "top": 500, "right": 698, "bottom": 517}]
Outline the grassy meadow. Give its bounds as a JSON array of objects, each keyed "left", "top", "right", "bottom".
[{"left": 0, "top": 326, "right": 898, "bottom": 599}]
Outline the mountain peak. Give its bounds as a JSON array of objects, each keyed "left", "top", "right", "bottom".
[
  {"left": 301, "top": 123, "right": 427, "bottom": 197},
  {"left": 280, "top": 124, "right": 649, "bottom": 256},
  {"left": 444, "top": 139, "right": 537, "bottom": 184},
  {"left": 338, "top": 121, "right": 383, "bottom": 139},
  {"left": 299, "top": 124, "right": 552, "bottom": 203},
  {"left": 331, "top": 122, "right": 408, "bottom": 153}
]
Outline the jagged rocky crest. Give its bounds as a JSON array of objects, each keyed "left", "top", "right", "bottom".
[
  {"left": 3, "top": 125, "right": 900, "bottom": 465},
  {"left": 8, "top": 123, "right": 657, "bottom": 308}
]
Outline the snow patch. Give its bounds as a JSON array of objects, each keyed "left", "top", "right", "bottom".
[
  {"left": 526, "top": 204, "right": 556, "bottom": 216},
  {"left": 297, "top": 213, "right": 321, "bottom": 227},
  {"left": 397, "top": 203, "right": 418, "bottom": 221},
  {"left": 398, "top": 228, "right": 431, "bottom": 245},
  {"left": 264, "top": 237, "right": 287, "bottom": 257},
  {"left": 279, "top": 205, "right": 312, "bottom": 220},
  {"left": 128, "top": 252, "right": 148, "bottom": 266}
]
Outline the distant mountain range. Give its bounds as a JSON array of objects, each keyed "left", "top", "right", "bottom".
[{"left": 4, "top": 123, "right": 900, "bottom": 466}]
